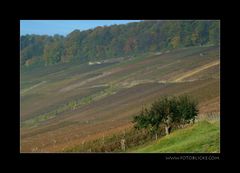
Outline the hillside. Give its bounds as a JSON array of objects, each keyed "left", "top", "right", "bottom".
[
  {"left": 131, "top": 120, "right": 220, "bottom": 153},
  {"left": 20, "top": 20, "right": 220, "bottom": 66},
  {"left": 20, "top": 45, "right": 220, "bottom": 152}
]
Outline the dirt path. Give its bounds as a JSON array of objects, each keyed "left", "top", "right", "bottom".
[
  {"left": 59, "top": 72, "right": 112, "bottom": 93},
  {"left": 173, "top": 60, "right": 220, "bottom": 82},
  {"left": 77, "top": 84, "right": 109, "bottom": 90},
  {"left": 21, "top": 81, "right": 47, "bottom": 94}
]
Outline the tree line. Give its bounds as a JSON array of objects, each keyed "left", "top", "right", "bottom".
[{"left": 20, "top": 20, "right": 220, "bottom": 66}]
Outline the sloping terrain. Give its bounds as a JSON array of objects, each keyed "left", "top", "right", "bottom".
[
  {"left": 131, "top": 120, "right": 220, "bottom": 153},
  {"left": 20, "top": 45, "right": 220, "bottom": 152}
]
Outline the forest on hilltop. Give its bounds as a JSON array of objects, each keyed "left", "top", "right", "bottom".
[{"left": 20, "top": 20, "right": 220, "bottom": 66}]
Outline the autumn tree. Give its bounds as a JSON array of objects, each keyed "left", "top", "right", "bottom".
[
  {"left": 209, "top": 21, "right": 220, "bottom": 45},
  {"left": 43, "top": 39, "right": 64, "bottom": 65}
]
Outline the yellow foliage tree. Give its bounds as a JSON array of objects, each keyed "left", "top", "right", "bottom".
[
  {"left": 191, "top": 32, "right": 199, "bottom": 45},
  {"left": 170, "top": 36, "right": 180, "bottom": 49}
]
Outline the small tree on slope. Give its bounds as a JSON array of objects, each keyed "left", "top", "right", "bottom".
[{"left": 132, "top": 95, "right": 198, "bottom": 136}]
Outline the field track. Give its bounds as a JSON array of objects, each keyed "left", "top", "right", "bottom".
[
  {"left": 21, "top": 81, "right": 47, "bottom": 94},
  {"left": 174, "top": 60, "right": 220, "bottom": 82}
]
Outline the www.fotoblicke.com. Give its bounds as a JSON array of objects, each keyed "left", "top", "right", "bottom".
[{"left": 165, "top": 155, "right": 220, "bottom": 160}]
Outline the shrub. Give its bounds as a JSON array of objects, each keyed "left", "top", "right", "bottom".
[{"left": 132, "top": 95, "right": 198, "bottom": 136}]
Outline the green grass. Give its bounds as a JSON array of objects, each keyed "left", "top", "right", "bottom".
[{"left": 131, "top": 121, "right": 220, "bottom": 153}]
